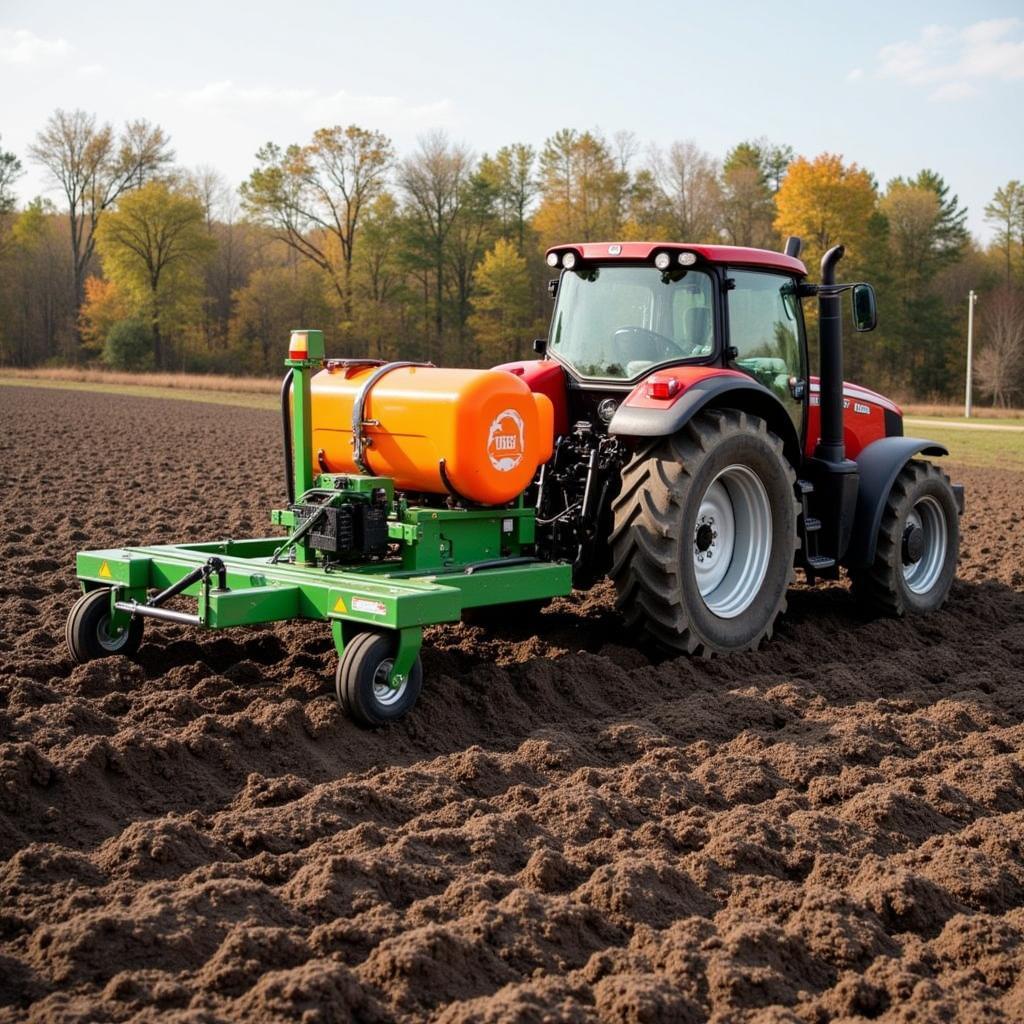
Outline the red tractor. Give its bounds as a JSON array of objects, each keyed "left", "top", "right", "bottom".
[{"left": 498, "top": 238, "right": 962, "bottom": 654}]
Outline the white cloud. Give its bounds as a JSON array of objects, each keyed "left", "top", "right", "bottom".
[
  {"left": 876, "top": 18, "right": 1024, "bottom": 101},
  {"left": 175, "top": 80, "right": 317, "bottom": 108},
  {"left": 0, "top": 27, "right": 71, "bottom": 65},
  {"left": 77, "top": 63, "right": 104, "bottom": 77},
  {"left": 929, "top": 81, "right": 980, "bottom": 102},
  {"left": 166, "top": 79, "right": 453, "bottom": 130},
  {"left": 846, "top": 68, "right": 864, "bottom": 82}
]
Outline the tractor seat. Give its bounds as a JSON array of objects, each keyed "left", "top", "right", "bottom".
[{"left": 682, "top": 306, "right": 712, "bottom": 351}]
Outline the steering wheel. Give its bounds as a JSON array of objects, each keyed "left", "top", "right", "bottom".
[{"left": 613, "top": 326, "right": 688, "bottom": 362}]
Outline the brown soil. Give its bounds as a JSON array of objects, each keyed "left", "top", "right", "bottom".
[{"left": 2, "top": 385, "right": 1023, "bottom": 1023}]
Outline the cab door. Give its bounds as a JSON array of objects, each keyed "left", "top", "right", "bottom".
[{"left": 725, "top": 268, "right": 807, "bottom": 437}]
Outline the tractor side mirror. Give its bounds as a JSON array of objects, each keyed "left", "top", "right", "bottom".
[
  {"left": 533, "top": 338, "right": 547, "bottom": 355},
  {"left": 852, "top": 283, "right": 877, "bottom": 332},
  {"left": 547, "top": 278, "right": 559, "bottom": 300}
]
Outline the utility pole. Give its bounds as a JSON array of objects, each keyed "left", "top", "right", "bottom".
[{"left": 965, "top": 290, "right": 977, "bottom": 418}]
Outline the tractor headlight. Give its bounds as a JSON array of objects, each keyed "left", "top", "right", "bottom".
[
  {"left": 562, "top": 251, "right": 577, "bottom": 270},
  {"left": 678, "top": 251, "right": 697, "bottom": 266},
  {"left": 546, "top": 252, "right": 559, "bottom": 268},
  {"left": 654, "top": 251, "right": 671, "bottom": 270}
]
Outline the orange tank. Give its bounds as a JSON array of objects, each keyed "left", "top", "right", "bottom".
[{"left": 309, "top": 363, "right": 554, "bottom": 505}]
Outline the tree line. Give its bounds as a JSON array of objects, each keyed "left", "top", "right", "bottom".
[{"left": 1, "top": 110, "right": 1022, "bottom": 404}]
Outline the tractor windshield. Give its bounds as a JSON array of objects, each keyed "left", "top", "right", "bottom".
[{"left": 549, "top": 265, "right": 715, "bottom": 381}]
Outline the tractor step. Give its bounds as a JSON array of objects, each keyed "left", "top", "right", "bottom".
[
  {"left": 804, "top": 554, "right": 836, "bottom": 571},
  {"left": 796, "top": 480, "right": 837, "bottom": 578}
]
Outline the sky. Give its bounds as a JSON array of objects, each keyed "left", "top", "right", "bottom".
[{"left": 2, "top": 1, "right": 1022, "bottom": 242}]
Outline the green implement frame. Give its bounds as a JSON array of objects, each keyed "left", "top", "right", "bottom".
[{"left": 72, "top": 329, "right": 572, "bottom": 697}]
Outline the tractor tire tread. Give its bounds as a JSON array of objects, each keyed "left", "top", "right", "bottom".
[
  {"left": 850, "top": 460, "right": 958, "bottom": 618},
  {"left": 610, "top": 409, "right": 799, "bottom": 656}
]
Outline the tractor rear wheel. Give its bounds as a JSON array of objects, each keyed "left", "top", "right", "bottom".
[
  {"left": 850, "top": 460, "right": 959, "bottom": 616},
  {"left": 610, "top": 409, "right": 799, "bottom": 655},
  {"left": 336, "top": 631, "right": 423, "bottom": 727},
  {"left": 66, "top": 588, "right": 144, "bottom": 663}
]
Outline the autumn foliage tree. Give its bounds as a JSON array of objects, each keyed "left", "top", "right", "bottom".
[
  {"left": 774, "top": 154, "right": 877, "bottom": 273},
  {"left": 240, "top": 125, "right": 394, "bottom": 329},
  {"left": 96, "top": 181, "right": 214, "bottom": 367},
  {"left": 28, "top": 109, "right": 173, "bottom": 348},
  {"left": 985, "top": 181, "right": 1024, "bottom": 284},
  {"left": 468, "top": 239, "right": 533, "bottom": 363},
  {"left": 79, "top": 276, "right": 131, "bottom": 355},
  {"left": 534, "top": 130, "right": 627, "bottom": 247},
  {"left": 719, "top": 141, "right": 780, "bottom": 249}
]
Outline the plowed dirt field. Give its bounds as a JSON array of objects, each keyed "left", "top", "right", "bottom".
[{"left": 2, "top": 385, "right": 1023, "bottom": 1023}]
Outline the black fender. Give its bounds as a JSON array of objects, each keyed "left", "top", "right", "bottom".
[
  {"left": 844, "top": 437, "right": 949, "bottom": 568},
  {"left": 608, "top": 375, "right": 802, "bottom": 468}
]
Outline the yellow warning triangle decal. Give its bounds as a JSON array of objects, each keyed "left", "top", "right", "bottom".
[
  {"left": 333, "top": 596, "right": 347, "bottom": 613},
  {"left": 98, "top": 561, "right": 112, "bottom": 579}
]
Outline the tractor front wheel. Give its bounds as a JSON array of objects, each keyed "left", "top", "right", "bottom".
[
  {"left": 335, "top": 631, "right": 423, "bottom": 727},
  {"left": 610, "top": 409, "right": 799, "bottom": 655},
  {"left": 850, "top": 460, "right": 959, "bottom": 616},
  {"left": 65, "top": 588, "right": 144, "bottom": 663}
]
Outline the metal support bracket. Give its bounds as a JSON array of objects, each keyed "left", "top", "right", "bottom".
[{"left": 388, "top": 627, "right": 422, "bottom": 689}]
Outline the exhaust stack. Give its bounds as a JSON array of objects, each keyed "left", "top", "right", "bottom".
[{"left": 815, "top": 244, "right": 846, "bottom": 465}]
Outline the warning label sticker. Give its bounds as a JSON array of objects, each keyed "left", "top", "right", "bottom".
[
  {"left": 352, "top": 597, "right": 387, "bottom": 616},
  {"left": 98, "top": 561, "right": 112, "bottom": 579}
]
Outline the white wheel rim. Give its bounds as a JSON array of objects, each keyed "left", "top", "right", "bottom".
[
  {"left": 372, "top": 658, "right": 407, "bottom": 707},
  {"left": 97, "top": 613, "right": 130, "bottom": 651},
  {"left": 694, "top": 464, "right": 773, "bottom": 619},
  {"left": 902, "top": 496, "right": 948, "bottom": 595}
]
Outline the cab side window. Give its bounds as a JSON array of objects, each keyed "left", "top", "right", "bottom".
[{"left": 727, "top": 269, "right": 805, "bottom": 429}]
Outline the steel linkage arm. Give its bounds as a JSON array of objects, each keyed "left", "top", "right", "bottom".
[{"left": 114, "top": 556, "right": 227, "bottom": 626}]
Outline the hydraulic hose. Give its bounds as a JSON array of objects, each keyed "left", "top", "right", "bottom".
[{"left": 281, "top": 369, "right": 295, "bottom": 505}]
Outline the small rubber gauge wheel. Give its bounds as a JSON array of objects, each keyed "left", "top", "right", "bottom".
[
  {"left": 65, "top": 588, "right": 144, "bottom": 663},
  {"left": 335, "top": 631, "right": 423, "bottom": 727}
]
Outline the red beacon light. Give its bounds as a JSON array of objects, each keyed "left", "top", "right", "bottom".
[{"left": 644, "top": 374, "right": 681, "bottom": 400}]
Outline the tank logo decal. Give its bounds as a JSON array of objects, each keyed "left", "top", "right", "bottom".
[{"left": 487, "top": 408, "right": 526, "bottom": 472}]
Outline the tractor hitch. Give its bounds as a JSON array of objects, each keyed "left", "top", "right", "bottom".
[{"left": 113, "top": 556, "right": 228, "bottom": 626}]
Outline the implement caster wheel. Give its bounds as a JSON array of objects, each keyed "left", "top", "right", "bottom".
[
  {"left": 335, "top": 632, "right": 423, "bottom": 728},
  {"left": 65, "top": 588, "right": 144, "bottom": 663}
]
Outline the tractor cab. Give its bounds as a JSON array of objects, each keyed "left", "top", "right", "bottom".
[{"left": 539, "top": 242, "right": 810, "bottom": 438}]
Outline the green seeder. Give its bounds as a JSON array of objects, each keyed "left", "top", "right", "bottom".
[{"left": 68, "top": 330, "right": 571, "bottom": 726}]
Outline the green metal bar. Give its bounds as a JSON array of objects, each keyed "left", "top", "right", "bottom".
[
  {"left": 291, "top": 366, "right": 314, "bottom": 499},
  {"left": 415, "top": 562, "right": 571, "bottom": 609},
  {"left": 107, "top": 586, "right": 144, "bottom": 635},
  {"left": 201, "top": 585, "right": 301, "bottom": 628},
  {"left": 388, "top": 627, "right": 422, "bottom": 689},
  {"left": 331, "top": 618, "right": 348, "bottom": 656},
  {"left": 76, "top": 540, "right": 570, "bottom": 633},
  {"left": 177, "top": 538, "right": 282, "bottom": 558},
  {"left": 286, "top": 328, "right": 325, "bottom": 565}
]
